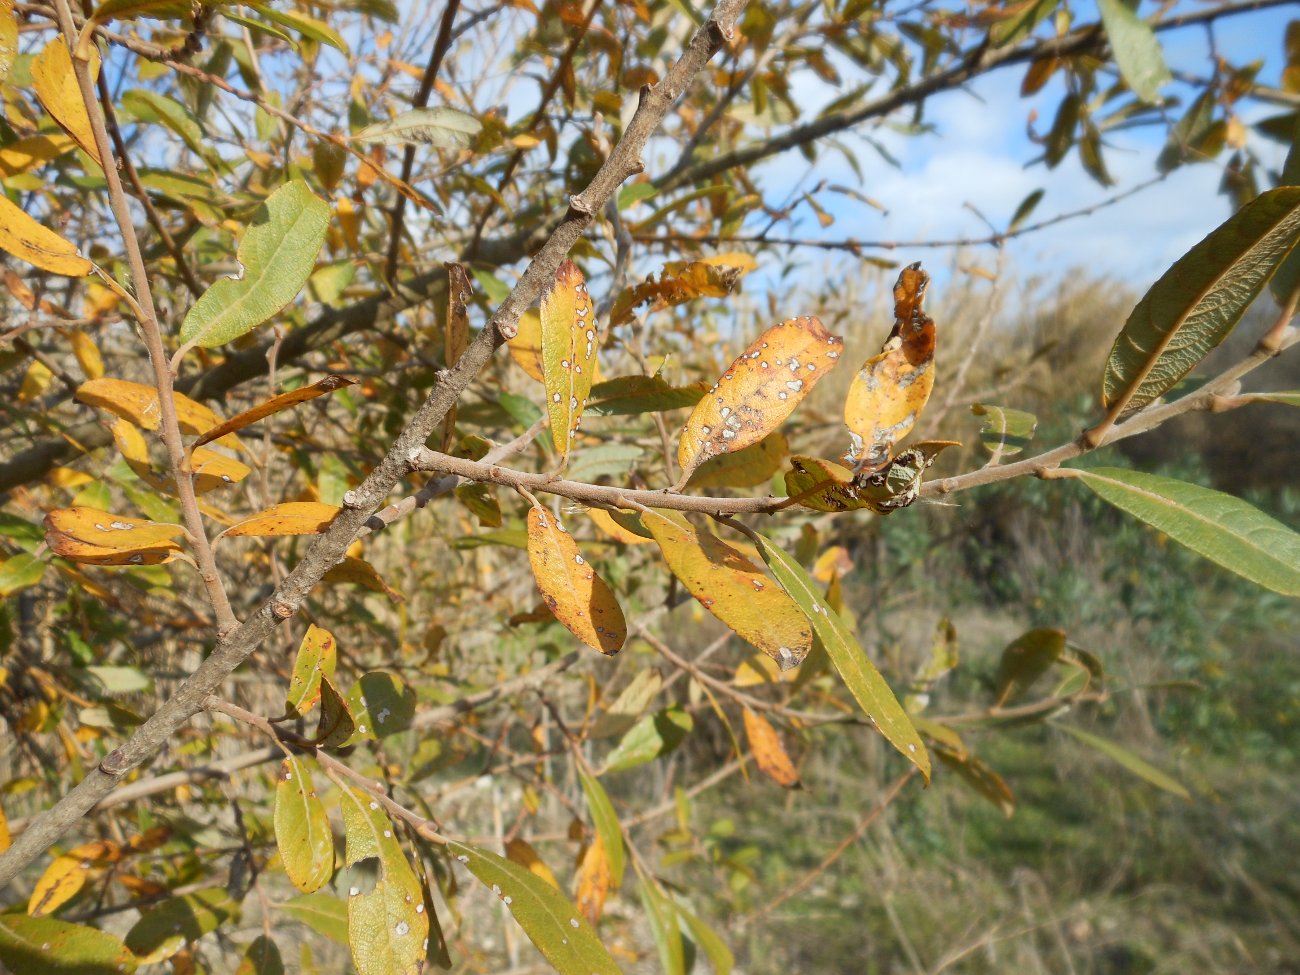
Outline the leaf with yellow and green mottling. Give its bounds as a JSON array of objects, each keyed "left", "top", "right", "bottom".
[
  {"left": 541, "top": 261, "right": 599, "bottom": 459},
  {"left": 274, "top": 755, "right": 334, "bottom": 894}
]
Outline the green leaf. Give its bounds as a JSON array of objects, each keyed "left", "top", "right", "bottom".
[
  {"left": 0, "top": 914, "right": 138, "bottom": 974},
  {"left": 755, "top": 534, "right": 931, "bottom": 781},
  {"left": 236, "top": 935, "right": 284, "bottom": 975},
  {"left": 179, "top": 180, "right": 330, "bottom": 348},
  {"left": 1102, "top": 187, "right": 1300, "bottom": 414},
  {"left": 687, "top": 432, "right": 789, "bottom": 488},
  {"left": 280, "top": 893, "right": 349, "bottom": 944},
  {"left": 1273, "top": 115, "right": 1300, "bottom": 304},
  {"left": 345, "top": 671, "right": 416, "bottom": 742},
  {"left": 971, "top": 403, "right": 1037, "bottom": 460},
  {"left": 499, "top": 391, "right": 542, "bottom": 428},
  {"left": 339, "top": 788, "right": 428, "bottom": 975},
  {"left": 603, "top": 708, "right": 693, "bottom": 774},
  {"left": 120, "top": 89, "right": 207, "bottom": 159},
  {"left": 1074, "top": 467, "right": 1300, "bottom": 596},
  {"left": 284, "top": 624, "right": 337, "bottom": 720},
  {"left": 1095, "top": 0, "right": 1170, "bottom": 103},
  {"left": 585, "top": 376, "right": 706, "bottom": 415},
  {"left": 274, "top": 755, "right": 334, "bottom": 894},
  {"left": 590, "top": 669, "right": 662, "bottom": 739},
  {"left": 677, "top": 902, "right": 734, "bottom": 975},
  {"left": 1157, "top": 89, "right": 1217, "bottom": 174},
  {"left": 993, "top": 628, "right": 1066, "bottom": 706},
  {"left": 313, "top": 674, "right": 356, "bottom": 748},
  {"left": 352, "top": 107, "right": 481, "bottom": 149},
  {"left": 578, "top": 771, "right": 625, "bottom": 889},
  {"left": 1055, "top": 723, "right": 1190, "bottom": 799},
  {"left": 565, "top": 443, "right": 645, "bottom": 483},
  {"left": 81, "top": 666, "right": 152, "bottom": 695},
  {"left": 1007, "top": 188, "right": 1044, "bottom": 232},
  {"left": 124, "top": 888, "right": 237, "bottom": 963},
  {"left": 988, "top": 0, "right": 1057, "bottom": 47},
  {"left": 90, "top": 0, "right": 193, "bottom": 22},
  {"left": 0, "top": 551, "right": 45, "bottom": 595},
  {"left": 451, "top": 526, "right": 528, "bottom": 550},
  {"left": 617, "top": 183, "right": 657, "bottom": 209},
  {"left": 246, "top": 2, "right": 348, "bottom": 52},
  {"left": 638, "top": 880, "right": 684, "bottom": 975},
  {"left": 446, "top": 841, "right": 622, "bottom": 975}
]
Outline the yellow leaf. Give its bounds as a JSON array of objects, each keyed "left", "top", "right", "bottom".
[
  {"left": 0, "top": 134, "right": 76, "bottom": 177},
  {"left": 0, "top": 802, "right": 9, "bottom": 853},
  {"left": 48, "top": 467, "right": 93, "bottom": 489},
  {"left": 541, "top": 260, "right": 600, "bottom": 459},
  {"left": 77, "top": 378, "right": 244, "bottom": 450},
  {"left": 0, "top": 195, "right": 91, "bottom": 277},
  {"left": 526, "top": 505, "right": 626, "bottom": 655},
  {"left": 17, "top": 360, "right": 53, "bottom": 402},
  {"left": 587, "top": 508, "right": 652, "bottom": 545},
  {"left": 28, "top": 839, "right": 121, "bottom": 916},
  {"left": 574, "top": 833, "right": 610, "bottom": 926},
  {"left": 66, "top": 329, "right": 103, "bottom": 379},
  {"left": 812, "top": 546, "right": 852, "bottom": 583},
  {"left": 336, "top": 195, "right": 361, "bottom": 252},
  {"left": 677, "top": 316, "right": 843, "bottom": 481},
  {"left": 742, "top": 708, "right": 801, "bottom": 788},
  {"left": 224, "top": 502, "right": 340, "bottom": 537},
  {"left": 507, "top": 308, "right": 546, "bottom": 382},
  {"left": 191, "top": 448, "right": 252, "bottom": 493},
  {"left": 323, "top": 555, "right": 403, "bottom": 601},
  {"left": 610, "top": 253, "right": 757, "bottom": 325},
  {"left": 193, "top": 374, "right": 354, "bottom": 447},
  {"left": 44, "top": 507, "right": 186, "bottom": 551},
  {"left": 843, "top": 262, "right": 937, "bottom": 471},
  {"left": 32, "top": 40, "right": 102, "bottom": 167},
  {"left": 687, "top": 431, "right": 789, "bottom": 489},
  {"left": 641, "top": 508, "right": 812, "bottom": 670},
  {"left": 504, "top": 838, "right": 560, "bottom": 890}
]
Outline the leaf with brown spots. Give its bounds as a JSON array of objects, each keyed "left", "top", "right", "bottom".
[
  {"left": 573, "top": 834, "right": 610, "bottom": 927},
  {"left": 223, "top": 502, "right": 340, "bottom": 537},
  {"left": 43, "top": 507, "right": 185, "bottom": 565},
  {"left": 541, "top": 261, "right": 599, "bottom": 460},
  {"left": 641, "top": 507, "right": 811, "bottom": 671},
  {"left": 742, "top": 708, "right": 801, "bottom": 788},
  {"left": 843, "top": 262, "right": 937, "bottom": 471},
  {"left": 609, "top": 252, "right": 757, "bottom": 325},
  {"left": 526, "top": 505, "right": 626, "bottom": 655},
  {"left": 28, "top": 840, "right": 121, "bottom": 917},
  {"left": 676, "top": 316, "right": 843, "bottom": 483}
]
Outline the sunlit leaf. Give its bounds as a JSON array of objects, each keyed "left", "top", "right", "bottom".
[
  {"left": 29, "top": 840, "right": 121, "bottom": 916},
  {"left": 526, "top": 505, "right": 626, "bottom": 655},
  {"left": 32, "top": 41, "right": 102, "bottom": 166},
  {"left": 224, "top": 502, "right": 340, "bottom": 537},
  {"left": 603, "top": 708, "right": 692, "bottom": 774},
  {"left": 179, "top": 180, "right": 331, "bottom": 348},
  {"left": 610, "top": 253, "right": 757, "bottom": 325},
  {"left": 541, "top": 261, "right": 600, "bottom": 460},
  {"left": 677, "top": 316, "right": 843, "bottom": 481},
  {"left": 0, "top": 0, "right": 15, "bottom": 85},
  {"left": 574, "top": 833, "right": 610, "bottom": 926},
  {"left": 588, "top": 508, "right": 653, "bottom": 546},
  {"left": 446, "top": 841, "right": 622, "bottom": 975},
  {"left": 77, "top": 378, "right": 243, "bottom": 449},
  {"left": 742, "top": 708, "right": 801, "bottom": 788},
  {"left": 0, "top": 914, "right": 137, "bottom": 974},
  {"left": 1096, "top": 0, "right": 1170, "bottom": 103},
  {"left": 843, "top": 262, "right": 937, "bottom": 471},
  {"left": 756, "top": 534, "right": 930, "bottom": 781},
  {"left": 688, "top": 432, "right": 788, "bottom": 488},
  {"left": 1074, "top": 467, "right": 1300, "bottom": 596},
  {"left": 194, "top": 375, "right": 354, "bottom": 447},
  {"left": 677, "top": 901, "right": 734, "bottom": 975},
  {"left": 352, "top": 107, "right": 481, "bottom": 148},
  {"left": 0, "top": 552, "right": 46, "bottom": 596},
  {"left": 284, "top": 624, "right": 337, "bottom": 719},
  {"left": 1056, "top": 723, "right": 1190, "bottom": 799},
  {"left": 274, "top": 755, "right": 334, "bottom": 894},
  {"left": 507, "top": 309, "right": 546, "bottom": 383},
  {"left": 247, "top": 2, "right": 349, "bottom": 52},
  {"left": 993, "top": 628, "right": 1066, "bottom": 706},
  {"left": 578, "top": 771, "right": 625, "bottom": 888},
  {"left": 641, "top": 507, "right": 811, "bottom": 670},
  {"left": 0, "top": 195, "right": 91, "bottom": 277},
  {"left": 1102, "top": 187, "right": 1300, "bottom": 415},
  {"left": 505, "top": 838, "right": 561, "bottom": 890}
]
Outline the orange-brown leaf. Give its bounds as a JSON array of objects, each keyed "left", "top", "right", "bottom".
[
  {"left": 677, "top": 316, "right": 843, "bottom": 480},
  {"left": 193, "top": 374, "right": 354, "bottom": 447},
  {"left": 843, "top": 262, "right": 937, "bottom": 470},
  {"left": 224, "top": 502, "right": 340, "bottom": 537},
  {"left": 588, "top": 507, "right": 652, "bottom": 545},
  {"left": 742, "top": 708, "right": 801, "bottom": 788},
  {"left": 641, "top": 507, "right": 811, "bottom": 670},
  {"left": 610, "top": 253, "right": 757, "bottom": 325},
  {"left": 541, "top": 260, "right": 599, "bottom": 458},
  {"left": 526, "top": 505, "right": 626, "bottom": 655},
  {"left": 504, "top": 838, "right": 560, "bottom": 890},
  {"left": 574, "top": 834, "right": 610, "bottom": 926},
  {"left": 28, "top": 840, "right": 121, "bottom": 916}
]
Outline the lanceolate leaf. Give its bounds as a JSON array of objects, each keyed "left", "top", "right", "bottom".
[
  {"left": 934, "top": 746, "right": 1015, "bottom": 817},
  {"left": 526, "top": 505, "right": 626, "bottom": 654},
  {"left": 352, "top": 107, "right": 481, "bottom": 148},
  {"left": 0, "top": 914, "right": 137, "bottom": 974},
  {"left": 179, "top": 180, "right": 330, "bottom": 348},
  {"left": 1055, "top": 723, "right": 1190, "bottom": 799},
  {"left": 586, "top": 375, "right": 706, "bottom": 416},
  {"left": 446, "top": 841, "right": 622, "bottom": 975},
  {"left": 843, "top": 262, "right": 937, "bottom": 471},
  {"left": 755, "top": 534, "right": 931, "bottom": 781},
  {"left": 541, "top": 261, "right": 600, "bottom": 459},
  {"left": 742, "top": 708, "right": 801, "bottom": 788},
  {"left": 32, "top": 41, "right": 101, "bottom": 166},
  {"left": 274, "top": 755, "right": 334, "bottom": 893},
  {"left": 603, "top": 708, "right": 693, "bottom": 773},
  {"left": 574, "top": 834, "right": 611, "bottom": 925},
  {"left": 0, "top": 195, "right": 91, "bottom": 277},
  {"left": 993, "top": 628, "right": 1066, "bottom": 706},
  {"left": 1074, "top": 467, "right": 1300, "bottom": 596},
  {"left": 578, "top": 770, "right": 626, "bottom": 888},
  {"left": 193, "top": 375, "right": 354, "bottom": 447},
  {"left": 677, "top": 316, "right": 843, "bottom": 480},
  {"left": 125, "top": 888, "right": 236, "bottom": 963},
  {"left": 641, "top": 507, "right": 811, "bottom": 670},
  {"left": 224, "top": 502, "right": 340, "bottom": 537},
  {"left": 1095, "top": 0, "right": 1170, "bottom": 104},
  {"left": 77, "top": 378, "right": 244, "bottom": 449},
  {"left": 1102, "top": 187, "right": 1300, "bottom": 415},
  {"left": 29, "top": 840, "right": 121, "bottom": 916}
]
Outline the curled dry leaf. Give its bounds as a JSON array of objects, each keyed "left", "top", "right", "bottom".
[
  {"left": 526, "top": 505, "right": 626, "bottom": 655},
  {"left": 641, "top": 507, "right": 811, "bottom": 671},
  {"left": 785, "top": 441, "right": 959, "bottom": 514},
  {"left": 541, "top": 261, "right": 600, "bottom": 459},
  {"left": 843, "top": 262, "right": 937, "bottom": 471},
  {"left": 609, "top": 252, "right": 757, "bottom": 325},
  {"left": 224, "top": 502, "right": 340, "bottom": 537},
  {"left": 193, "top": 375, "right": 354, "bottom": 448},
  {"left": 677, "top": 316, "right": 843, "bottom": 482},
  {"left": 742, "top": 708, "right": 801, "bottom": 788}
]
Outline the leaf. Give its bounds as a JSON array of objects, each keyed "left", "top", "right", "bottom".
[
  {"left": 526, "top": 505, "right": 626, "bottom": 655},
  {"left": 1073, "top": 468, "right": 1300, "bottom": 596},
  {"left": 505, "top": 838, "right": 561, "bottom": 890},
  {"left": 352, "top": 107, "right": 481, "bottom": 148},
  {"left": 0, "top": 0, "right": 15, "bottom": 85},
  {"left": 677, "top": 316, "right": 843, "bottom": 480},
  {"left": 280, "top": 893, "right": 348, "bottom": 944},
  {"left": 77, "top": 378, "right": 243, "bottom": 449},
  {"left": 565, "top": 444, "right": 645, "bottom": 484},
  {"left": 687, "top": 432, "right": 788, "bottom": 488},
  {"left": 44, "top": 507, "right": 185, "bottom": 552},
  {"left": 0, "top": 914, "right": 137, "bottom": 974},
  {"left": 742, "top": 708, "right": 801, "bottom": 788},
  {"left": 586, "top": 375, "right": 707, "bottom": 416},
  {"left": 609, "top": 253, "right": 757, "bottom": 325},
  {"left": 641, "top": 508, "right": 811, "bottom": 670},
  {"left": 1056, "top": 724, "right": 1190, "bottom": 799},
  {"left": 120, "top": 90, "right": 207, "bottom": 159},
  {"left": 1101, "top": 187, "right": 1300, "bottom": 415},
  {"left": 339, "top": 788, "right": 428, "bottom": 975},
  {"left": 541, "top": 261, "right": 600, "bottom": 459},
  {"left": 224, "top": 502, "right": 340, "bottom": 537},
  {"left": 322, "top": 556, "right": 403, "bottom": 601},
  {"left": 246, "top": 2, "right": 349, "bottom": 52},
  {"left": 603, "top": 708, "right": 693, "bottom": 774},
  {"left": 1095, "top": 0, "right": 1170, "bottom": 103},
  {"left": 284, "top": 624, "right": 337, "bottom": 719},
  {"left": 755, "top": 534, "right": 930, "bottom": 781},
  {"left": 346, "top": 671, "right": 416, "bottom": 741},
  {"left": 125, "top": 888, "right": 236, "bottom": 963},
  {"left": 574, "top": 834, "right": 611, "bottom": 926},
  {"left": 29, "top": 840, "right": 121, "bottom": 916},
  {"left": 32, "top": 41, "right": 102, "bottom": 166},
  {"left": 1008, "top": 188, "right": 1044, "bottom": 232},
  {"left": 0, "top": 552, "right": 46, "bottom": 596},
  {"left": 993, "top": 628, "right": 1066, "bottom": 706},
  {"left": 578, "top": 771, "right": 625, "bottom": 888},
  {"left": 274, "top": 756, "right": 335, "bottom": 894},
  {"left": 441, "top": 263, "right": 472, "bottom": 450},
  {"left": 843, "top": 262, "right": 937, "bottom": 471},
  {"left": 785, "top": 442, "right": 959, "bottom": 515},
  {"left": 677, "top": 902, "right": 734, "bottom": 975},
  {"left": 972, "top": 404, "right": 1037, "bottom": 460},
  {"left": 194, "top": 375, "right": 354, "bottom": 447},
  {"left": 235, "top": 935, "right": 284, "bottom": 975},
  {"left": 446, "top": 841, "right": 622, "bottom": 975},
  {"left": 591, "top": 669, "right": 662, "bottom": 739},
  {"left": 588, "top": 508, "right": 653, "bottom": 546},
  {"left": 934, "top": 746, "right": 1015, "bottom": 817},
  {"left": 313, "top": 675, "right": 355, "bottom": 748},
  {"left": 638, "top": 880, "right": 684, "bottom": 975},
  {"left": 988, "top": 0, "right": 1057, "bottom": 47},
  {"left": 179, "top": 180, "right": 330, "bottom": 348},
  {"left": 0, "top": 195, "right": 91, "bottom": 277},
  {"left": 507, "top": 309, "right": 546, "bottom": 382}
]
